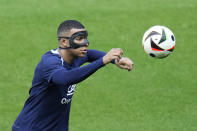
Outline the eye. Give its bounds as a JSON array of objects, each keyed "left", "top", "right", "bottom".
[{"left": 75, "top": 36, "right": 84, "bottom": 41}]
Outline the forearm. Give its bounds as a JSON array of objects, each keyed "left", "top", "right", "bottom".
[
  {"left": 87, "top": 49, "right": 115, "bottom": 64},
  {"left": 51, "top": 58, "right": 105, "bottom": 86},
  {"left": 87, "top": 49, "right": 106, "bottom": 62}
]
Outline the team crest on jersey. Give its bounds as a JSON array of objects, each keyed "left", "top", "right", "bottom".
[
  {"left": 61, "top": 84, "right": 76, "bottom": 104},
  {"left": 67, "top": 84, "right": 76, "bottom": 96}
]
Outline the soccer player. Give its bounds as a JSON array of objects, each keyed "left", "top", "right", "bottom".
[{"left": 12, "top": 20, "right": 134, "bottom": 131}]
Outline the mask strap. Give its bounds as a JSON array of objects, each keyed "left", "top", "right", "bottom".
[{"left": 58, "top": 46, "right": 73, "bottom": 50}]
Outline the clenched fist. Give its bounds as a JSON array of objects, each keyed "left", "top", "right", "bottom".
[
  {"left": 115, "top": 57, "right": 134, "bottom": 71},
  {"left": 103, "top": 48, "right": 123, "bottom": 65}
]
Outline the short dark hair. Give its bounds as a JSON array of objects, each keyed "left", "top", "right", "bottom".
[{"left": 57, "top": 20, "right": 85, "bottom": 37}]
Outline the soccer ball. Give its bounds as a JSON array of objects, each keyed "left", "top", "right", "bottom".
[{"left": 142, "top": 25, "right": 175, "bottom": 59}]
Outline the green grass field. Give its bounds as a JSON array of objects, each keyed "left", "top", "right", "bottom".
[{"left": 1, "top": 0, "right": 197, "bottom": 130}]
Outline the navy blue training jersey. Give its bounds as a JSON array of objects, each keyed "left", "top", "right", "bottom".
[{"left": 12, "top": 49, "right": 106, "bottom": 131}]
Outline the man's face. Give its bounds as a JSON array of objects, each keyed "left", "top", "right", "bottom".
[{"left": 62, "top": 28, "right": 89, "bottom": 57}]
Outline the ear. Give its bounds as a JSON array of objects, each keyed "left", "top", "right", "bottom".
[{"left": 60, "top": 38, "right": 69, "bottom": 47}]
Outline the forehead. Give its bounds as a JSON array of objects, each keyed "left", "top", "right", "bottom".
[{"left": 69, "top": 28, "right": 86, "bottom": 36}]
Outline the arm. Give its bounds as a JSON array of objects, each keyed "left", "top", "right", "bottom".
[
  {"left": 86, "top": 49, "right": 134, "bottom": 71},
  {"left": 87, "top": 49, "right": 116, "bottom": 64},
  {"left": 87, "top": 49, "right": 106, "bottom": 62},
  {"left": 48, "top": 48, "right": 132, "bottom": 86},
  {"left": 51, "top": 58, "right": 105, "bottom": 86}
]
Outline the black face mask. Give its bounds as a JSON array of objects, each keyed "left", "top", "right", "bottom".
[{"left": 58, "top": 31, "right": 89, "bottom": 49}]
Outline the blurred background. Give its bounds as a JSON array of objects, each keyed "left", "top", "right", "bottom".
[{"left": 0, "top": 0, "right": 197, "bottom": 130}]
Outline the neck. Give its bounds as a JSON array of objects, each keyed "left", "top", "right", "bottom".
[{"left": 58, "top": 49, "right": 75, "bottom": 64}]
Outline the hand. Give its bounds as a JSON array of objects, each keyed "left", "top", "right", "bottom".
[
  {"left": 115, "top": 57, "right": 134, "bottom": 71},
  {"left": 103, "top": 48, "right": 123, "bottom": 65}
]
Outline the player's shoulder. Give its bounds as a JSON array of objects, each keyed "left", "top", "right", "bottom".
[{"left": 41, "top": 49, "right": 63, "bottom": 66}]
